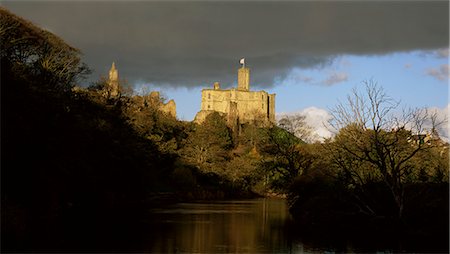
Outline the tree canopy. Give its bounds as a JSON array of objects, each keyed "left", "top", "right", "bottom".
[{"left": 1, "top": 7, "right": 90, "bottom": 90}]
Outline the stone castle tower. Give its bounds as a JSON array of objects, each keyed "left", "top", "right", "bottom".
[
  {"left": 107, "top": 62, "right": 120, "bottom": 97},
  {"left": 195, "top": 60, "right": 276, "bottom": 126},
  {"left": 237, "top": 66, "right": 250, "bottom": 91}
]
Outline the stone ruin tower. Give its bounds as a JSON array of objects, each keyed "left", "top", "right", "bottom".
[
  {"left": 195, "top": 59, "right": 276, "bottom": 127},
  {"left": 107, "top": 62, "right": 177, "bottom": 118},
  {"left": 107, "top": 62, "right": 120, "bottom": 97}
]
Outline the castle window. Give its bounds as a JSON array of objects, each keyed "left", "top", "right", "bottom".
[
  {"left": 208, "top": 93, "right": 211, "bottom": 99},
  {"left": 262, "top": 103, "right": 264, "bottom": 109},
  {"left": 208, "top": 105, "right": 210, "bottom": 109}
]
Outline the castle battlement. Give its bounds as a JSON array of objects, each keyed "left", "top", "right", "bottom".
[{"left": 195, "top": 59, "right": 276, "bottom": 126}]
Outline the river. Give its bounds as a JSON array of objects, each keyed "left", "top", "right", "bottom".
[
  {"left": 8, "top": 197, "right": 445, "bottom": 252},
  {"left": 139, "top": 198, "right": 367, "bottom": 253},
  {"left": 116, "top": 198, "right": 446, "bottom": 253},
  {"left": 145, "top": 199, "right": 296, "bottom": 253}
]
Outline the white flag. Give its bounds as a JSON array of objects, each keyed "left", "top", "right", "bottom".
[{"left": 240, "top": 58, "right": 245, "bottom": 66}]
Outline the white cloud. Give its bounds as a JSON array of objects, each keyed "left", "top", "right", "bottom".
[
  {"left": 302, "top": 107, "right": 334, "bottom": 141},
  {"left": 427, "top": 104, "right": 449, "bottom": 143},
  {"left": 435, "top": 48, "right": 449, "bottom": 59},
  {"left": 420, "top": 47, "right": 449, "bottom": 59},
  {"left": 277, "top": 107, "right": 333, "bottom": 143},
  {"left": 322, "top": 72, "right": 348, "bottom": 86},
  {"left": 426, "top": 64, "right": 450, "bottom": 82}
]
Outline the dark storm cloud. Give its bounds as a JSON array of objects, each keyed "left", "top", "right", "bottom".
[{"left": 3, "top": 1, "right": 449, "bottom": 88}]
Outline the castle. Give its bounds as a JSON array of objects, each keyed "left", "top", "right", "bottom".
[
  {"left": 195, "top": 59, "right": 276, "bottom": 126},
  {"left": 106, "top": 62, "right": 176, "bottom": 118}
]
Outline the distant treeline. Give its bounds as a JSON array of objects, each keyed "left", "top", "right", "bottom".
[{"left": 1, "top": 7, "right": 448, "bottom": 252}]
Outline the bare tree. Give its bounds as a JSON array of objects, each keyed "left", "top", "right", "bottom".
[
  {"left": 328, "top": 80, "right": 444, "bottom": 219},
  {"left": 278, "top": 114, "right": 314, "bottom": 142},
  {"left": 1, "top": 8, "right": 90, "bottom": 89}
]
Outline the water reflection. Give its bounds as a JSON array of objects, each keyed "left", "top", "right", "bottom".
[{"left": 145, "top": 199, "right": 294, "bottom": 253}]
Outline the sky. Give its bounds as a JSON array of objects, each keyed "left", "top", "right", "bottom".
[{"left": 3, "top": 0, "right": 449, "bottom": 140}]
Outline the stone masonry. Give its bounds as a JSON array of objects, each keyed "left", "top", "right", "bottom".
[
  {"left": 195, "top": 61, "right": 276, "bottom": 126},
  {"left": 107, "top": 62, "right": 120, "bottom": 97}
]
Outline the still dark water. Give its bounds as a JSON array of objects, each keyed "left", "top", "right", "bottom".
[
  {"left": 51, "top": 197, "right": 444, "bottom": 253},
  {"left": 145, "top": 199, "right": 297, "bottom": 253},
  {"left": 140, "top": 198, "right": 381, "bottom": 253},
  {"left": 125, "top": 198, "right": 446, "bottom": 253}
]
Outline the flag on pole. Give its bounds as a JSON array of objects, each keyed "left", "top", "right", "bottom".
[{"left": 240, "top": 58, "right": 245, "bottom": 67}]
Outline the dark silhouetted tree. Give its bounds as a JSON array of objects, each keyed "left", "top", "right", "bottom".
[{"left": 328, "top": 81, "right": 445, "bottom": 219}]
